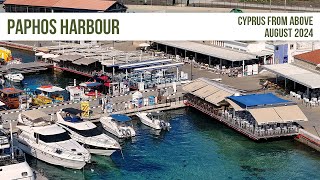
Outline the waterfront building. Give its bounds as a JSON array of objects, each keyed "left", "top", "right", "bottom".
[
  {"left": 4, "top": 0, "right": 127, "bottom": 13},
  {"left": 263, "top": 49, "right": 320, "bottom": 98},
  {"left": 152, "top": 41, "right": 273, "bottom": 77},
  {"left": 272, "top": 41, "right": 320, "bottom": 64},
  {"left": 183, "top": 78, "right": 308, "bottom": 140}
]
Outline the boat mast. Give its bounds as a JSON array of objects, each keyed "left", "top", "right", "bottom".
[{"left": 9, "top": 120, "right": 14, "bottom": 160}]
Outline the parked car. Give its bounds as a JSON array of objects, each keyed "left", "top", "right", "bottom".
[{"left": 230, "top": 8, "right": 243, "bottom": 13}]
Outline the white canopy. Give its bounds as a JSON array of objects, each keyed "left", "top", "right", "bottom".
[
  {"left": 42, "top": 53, "right": 56, "bottom": 59},
  {"left": 37, "top": 86, "right": 64, "bottom": 93},
  {"left": 35, "top": 52, "right": 45, "bottom": 56},
  {"left": 132, "top": 91, "right": 142, "bottom": 100}
]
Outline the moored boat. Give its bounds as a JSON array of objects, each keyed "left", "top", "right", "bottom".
[
  {"left": 136, "top": 112, "right": 171, "bottom": 131},
  {"left": 0, "top": 88, "right": 24, "bottom": 109},
  {"left": 56, "top": 108, "right": 121, "bottom": 156},
  {"left": 100, "top": 114, "right": 136, "bottom": 139},
  {"left": 14, "top": 110, "right": 91, "bottom": 169}
]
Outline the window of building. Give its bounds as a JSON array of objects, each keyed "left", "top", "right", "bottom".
[
  {"left": 290, "top": 44, "right": 294, "bottom": 49},
  {"left": 275, "top": 46, "right": 279, "bottom": 50}
]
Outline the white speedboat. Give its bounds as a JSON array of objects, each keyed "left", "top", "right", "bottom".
[
  {"left": 5, "top": 73, "right": 24, "bottom": 82},
  {"left": 136, "top": 112, "right": 171, "bottom": 130},
  {"left": 100, "top": 114, "right": 136, "bottom": 139},
  {"left": 56, "top": 108, "right": 121, "bottom": 156},
  {"left": 0, "top": 132, "right": 34, "bottom": 180},
  {"left": 14, "top": 110, "right": 91, "bottom": 169}
]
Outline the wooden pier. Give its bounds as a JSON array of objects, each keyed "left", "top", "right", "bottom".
[{"left": 0, "top": 62, "right": 52, "bottom": 75}]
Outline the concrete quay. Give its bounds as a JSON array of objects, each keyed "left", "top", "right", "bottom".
[{"left": 0, "top": 86, "right": 185, "bottom": 122}]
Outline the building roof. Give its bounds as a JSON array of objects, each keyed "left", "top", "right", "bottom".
[
  {"left": 294, "top": 49, "right": 320, "bottom": 65},
  {"left": 53, "top": 55, "right": 82, "bottom": 62},
  {"left": 263, "top": 63, "right": 320, "bottom": 89},
  {"left": 73, "top": 58, "right": 99, "bottom": 66},
  {"left": 133, "top": 62, "right": 184, "bottom": 72},
  {"left": 153, "top": 41, "right": 257, "bottom": 62},
  {"left": 228, "top": 93, "right": 291, "bottom": 108},
  {"left": 183, "top": 78, "right": 241, "bottom": 106},
  {"left": 118, "top": 59, "right": 172, "bottom": 69},
  {"left": 0, "top": 88, "right": 24, "bottom": 94},
  {"left": 4, "top": 0, "right": 118, "bottom": 11}
]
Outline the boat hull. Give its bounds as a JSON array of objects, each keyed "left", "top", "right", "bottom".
[
  {"left": 88, "top": 148, "right": 116, "bottom": 156},
  {"left": 136, "top": 113, "right": 161, "bottom": 130},
  {"left": 0, "top": 161, "right": 34, "bottom": 180},
  {"left": 101, "top": 121, "right": 136, "bottom": 139},
  {"left": 15, "top": 139, "right": 86, "bottom": 170}
]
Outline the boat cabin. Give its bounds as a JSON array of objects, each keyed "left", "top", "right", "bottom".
[
  {"left": 0, "top": 88, "right": 24, "bottom": 109},
  {"left": 61, "top": 108, "right": 84, "bottom": 123},
  {"left": 32, "top": 85, "right": 64, "bottom": 106},
  {"left": 58, "top": 108, "right": 102, "bottom": 137},
  {"left": 79, "top": 82, "right": 102, "bottom": 97}
]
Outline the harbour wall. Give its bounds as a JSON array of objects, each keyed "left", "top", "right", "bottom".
[{"left": 296, "top": 129, "right": 320, "bottom": 152}]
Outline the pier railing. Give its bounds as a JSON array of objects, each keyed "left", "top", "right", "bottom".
[{"left": 185, "top": 97, "right": 299, "bottom": 140}]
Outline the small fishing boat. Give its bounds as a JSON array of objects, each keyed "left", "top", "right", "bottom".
[
  {"left": 32, "top": 85, "right": 64, "bottom": 106},
  {"left": 5, "top": 73, "right": 24, "bottom": 82},
  {"left": 136, "top": 112, "right": 171, "bottom": 130},
  {"left": 100, "top": 114, "right": 136, "bottom": 139},
  {"left": 0, "top": 88, "right": 24, "bottom": 109},
  {"left": 79, "top": 82, "right": 102, "bottom": 97}
]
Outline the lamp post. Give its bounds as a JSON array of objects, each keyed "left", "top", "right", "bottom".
[
  {"left": 190, "top": 55, "right": 193, "bottom": 80},
  {"left": 284, "top": 0, "right": 287, "bottom": 12},
  {"left": 269, "top": 0, "right": 272, "bottom": 12}
]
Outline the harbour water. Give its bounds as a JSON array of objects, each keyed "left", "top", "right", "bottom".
[
  {"left": 28, "top": 109, "right": 320, "bottom": 180},
  {"left": 4, "top": 48, "right": 320, "bottom": 179}
]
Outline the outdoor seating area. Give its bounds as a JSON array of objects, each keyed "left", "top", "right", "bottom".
[
  {"left": 290, "top": 90, "right": 320, "bottom": 107},
  {"left": 223, "top": 110, "right": 299, "bottom": 137}
]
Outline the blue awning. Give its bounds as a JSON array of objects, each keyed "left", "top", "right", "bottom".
[
  {"left": 118, "top": 59, "right": 172, "bottom": 69},
  {"left": 228, "top": 93, "right": 291, "bottom": 108},
  {"left": 111, "top": 114, "right": 132, "bottom": 122},
  {"left": 79, "top": 82, "right": 102, "bottom": 87}
]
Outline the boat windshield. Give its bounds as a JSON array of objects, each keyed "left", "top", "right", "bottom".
[
  {"left": 70, "top": 126, "right": 103, "bottom": 137},
  {"left": 38, "top": 131, "right": 71, "bottom": 143}
]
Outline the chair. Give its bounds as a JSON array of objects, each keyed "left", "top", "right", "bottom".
[
  {"left": 310, "top": 101, "right": 316, "bottom": 107},
  {"left": 296, "top": 94, "right": 302, "bottom": 100},
  {"left": 303, "top": 98, "right": 310, "bottom": 106}
]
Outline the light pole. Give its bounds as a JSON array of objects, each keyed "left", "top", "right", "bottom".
[
  {"left": 190, "top": 55, "right": 193, "bottom": 80},
  {"left": 269, "top": 0, "right": 272, "bottom": 12},
  {"left": 284, "top": 0, "right": 287, "bottom": 12}
]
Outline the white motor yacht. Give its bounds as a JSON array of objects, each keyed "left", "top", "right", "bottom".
[
  {"left": 56, "top": 108, "right": 121, "bottom": 156},
  {"left": 136, "top": 112, "right": 171, "bottom": 130},
  {"left": 0, "top": 131, "right": 34, "bottom": 180},
  {"left": 5, "top": 73, "right": 24, "bottom": 82},
  {"left": 15, "top": 110, "right": 91, "bottom": 169},
  {"left": 100, "top": 114, "right": 136, "bottom": 139}
]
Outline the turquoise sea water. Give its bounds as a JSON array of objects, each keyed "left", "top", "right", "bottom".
[
  {"left": 6, "top": 48, "right": 320, "bottom": 179},
  {"left": 27, "top": 109, "right": 320, "bottom": 180}
]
